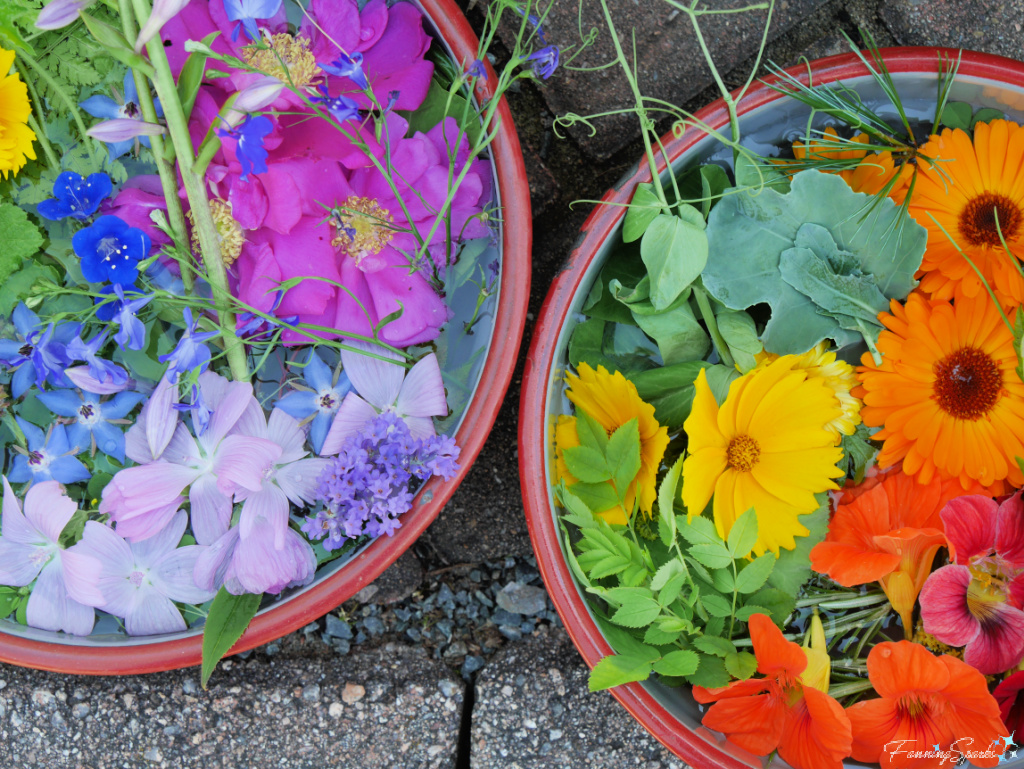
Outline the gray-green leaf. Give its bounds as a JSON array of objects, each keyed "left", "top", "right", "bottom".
[{"left": 640, "top": 208, "right": 708, "bottom": 311}]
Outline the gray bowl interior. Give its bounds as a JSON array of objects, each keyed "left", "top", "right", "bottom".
[{"left": 542, "top": 69, "right": 1024, "bottom": 768}]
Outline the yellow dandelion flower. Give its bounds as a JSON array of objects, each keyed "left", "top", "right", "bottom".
[
  {"left": 753, "top": 342, "right": 862, "bottom": 442},
  {"left": 0, "top": 47, "right": 36, "bottom": 179},
  {"left": 681, "top": 358, "right": 844, "bottom": 556},
  {"left": 555, "top": 363, "right": 669, "bottom": 525}
]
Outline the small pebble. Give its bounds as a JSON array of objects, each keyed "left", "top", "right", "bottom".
[
  {"left": 469, "top": 570, "right": 482, "bottom": 582},
  {"left": 363, "top": 616, "right": 385, "bottom": 636},
  {"left": 461, "top": 655, "right": 485, "bottom": 679},
  {"left": 301, "top": 684, "right": 320, "bottom": 703},
  {"left": 144, "top": 748, "right": 162, "bottom": 762},
  {"left": 182, "top": 679, "right": 198, "bottom": 695},
  {"left": 328, "top": 702, "right": 344, "bottom": 718},
  {"left": 71, "top": 704, "right": 89, "bottom": 719},
  {"left": 341, "top": 683, "right": 365, "bottom": 704},
  {"left": 444, "top": 640, "right": 468, "bottom": 658},
  {"left": 325, "top": 615, "right": 353, "bottom": 639},
  {"left": 438, "top": 680, "right": 459, "bottom": 698}
]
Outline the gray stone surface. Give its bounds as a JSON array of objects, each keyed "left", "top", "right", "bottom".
[
  {"left": 471, "top": 626, "right": 687, "bottom": 769},
  {"left": 351, "top": 550, "right": 425, "bottom": 606},
  {"left": 0, "top": 646, "right": 464, "bottom": 769},
  {"left": 881, "top": 0, "right": 1024, "bottom": 60}
]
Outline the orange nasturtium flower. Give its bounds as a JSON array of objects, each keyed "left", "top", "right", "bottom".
[
  {"left": 848, "top": 641, "right": 1008, "bottom": 769},
  {"left": 809, "top": 469, "right": 974, "bottom": 638},
  {"left": 791, "top": 126, "right": 914, "bottom": 197},
  {"left": 693, "top": 614, "right": 853, "bottom": 769}
]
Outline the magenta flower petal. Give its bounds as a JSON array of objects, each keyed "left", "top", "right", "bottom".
[
  {"left": 340, "top": 340, "right": 404, "bottom": 409},
  {"left": 188, "top": 474, "right": 233, "bottom": 546},
  {"left": 996, "top": 491, "right": 1024, "bottom": 567},
  {"left": 302, "top": 0, "right": 362, "bottom": 60},
  {"left": 27, "top": 559, "right": 95, "bottom": 636},
  {"left": 24, "top": 480, "right": 79, "bottom": 544},
  {"left": 920, "top": 564, "right": 979, "bottom": 647},
  {"left": 319, "top": 393, "right": 378, "bottom": 456},
  {"left": 395, "top": 353, "right": 447, "bottom": 419},
  {"left": 962, "top": 601, "right": 1024, "bottom": 674},
  {"left": 1010, "top": 574, "right": 1024, "bottom": 609},
  {"left": 367, "top": 256, "right": 452, "bottom": 347},
  {"left": 941, "top": 495, "right": 998, "bottom": 564}
]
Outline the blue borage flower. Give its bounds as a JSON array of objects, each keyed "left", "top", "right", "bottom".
[
  {"left": 95, "top": 284, "right": 152, "bottom": 350},
  {"left": 9, "top": 418, "right": 90, "bottom": 485},
  {"left": 322, "top": 51, "right": 369, "bottom": 90},
  {"left": 37, "top": 388, "right": 144, "bottom": 462},
  {"left": 0, "top": 304, "right": 78, "bottom": 398},
  {"left": 66, "top": 330, "right": 128, "bottom": 388},
  {"left": 37, "top": 172, "right": 112, "bottom": 221},
  {"left": 275, "top": 349, "right": 352, "bottom": 455},
  {"left": 80, "top": 73, "right": 162, "bottom": 159},
  {"left": 526, "top": 46, "right": 559, "bottom": 80},
  {"left": 223, "top": 0, "right": 282, "bottom": 41},
  {"left": 216, "top": 114, "right": 273, "bottom": 180},
  {"left": 72, "top": 215, "right": 151, "bottom": 286}
]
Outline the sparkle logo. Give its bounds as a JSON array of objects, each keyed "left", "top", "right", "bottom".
[{"left": 881, "top": 733, "right": 1017, "bottom": 766}]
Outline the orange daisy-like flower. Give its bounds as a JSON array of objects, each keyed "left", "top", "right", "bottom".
[
  {"left": 810, "top": 469, "right": 962, "bottom": 639},
  {"left": 847, "top": 641, "right": 1007, "bottom": 768},
  {"left": 856, "top": 290, "right": 1024, "bottom": 492},
  {"left": 792, "top": 127, "right": 913, "bottom": 197},
  {"left": 909, "top": 120, "right": 1024, "bottom": 304},
  {"left": 693, "top": 613, "right": 853, "bottom": 769}
]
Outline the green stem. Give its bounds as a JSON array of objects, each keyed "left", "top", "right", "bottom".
[
  {"left": 26, "top": 113, "right": 60, "bottom": 172},
  {"left": 131, "top": 0, "right": 248, "bottom": 382},
  {"left": 118, "top": 0, "right": 193, "bottom": 291},
  {"left": 15, "top": 60, "right": 57, "bottom": 172},
  {"left": 692, "top": 285, "right": 735, "bottom": 369}
]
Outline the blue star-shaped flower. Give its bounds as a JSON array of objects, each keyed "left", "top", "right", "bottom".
[
  {"left": 80, "top": 73, "right": 162, "bottom": 159},
  {"left": 37, "top": 171, "right": 112, "bottom": 221},
  {"left": 9, "top": 418, "right": 90, "bottom": 485},
  {"left": 72, "top": 215, "right": 151, "bottom": 286},
  {"left": 223, "top": 0, "right": 282, "bottom": 41},
  {"left": 158, "top": 308, "right": 218, "bottom": 378},
  {"left": 0, "top": 304, "right": 78, "bottom": 398},
  {"left": 322, "top": 52, "right": 369, "bottom": 90},
  {"left": 216, "top": 114, "right": 273, "bottom": 181},
  {"left": 37, "top": 388, "right": 144, "bottom": 462},
  {"left": 310, "top": 84, "right": 360, "bottom": 123},
  {"left": 275, "top": 349, "right": 352, "bottom": 454},
  {"left": 66, "top": 330, "right": 128, "bottom": 388}
]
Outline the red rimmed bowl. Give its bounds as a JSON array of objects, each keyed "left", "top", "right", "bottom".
[
  {"left": 0, "top": 0, "right": 530, "bottom": 675},
  {"left": 519, "top": 47, "right": 1024, "bottom": 768}
]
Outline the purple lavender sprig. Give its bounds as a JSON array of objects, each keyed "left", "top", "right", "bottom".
[{"left": 304, "top": 412, "right": 459, "bottom": 550}]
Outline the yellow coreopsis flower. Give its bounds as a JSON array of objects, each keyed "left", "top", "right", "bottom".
[
  {"left": 555, "top": 363, "right": 669, "bottom": 525},
  {"left": 681, "top": 357, "right": 844, "bottom": 556},
  {"left": 0, "top": 47, "right": 36, "bottom": 179},
  {"left": 753, "top": 342, "right": 862, "bottom": 443}
]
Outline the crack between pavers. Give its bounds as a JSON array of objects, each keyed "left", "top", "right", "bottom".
[{"left": 455, "top": 676, "right": 477, "bottom": 769}]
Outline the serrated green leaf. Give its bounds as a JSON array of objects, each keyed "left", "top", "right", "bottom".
[
  {"left": 557, "top": 485, "right": 599, "bottom": 530},
  {"left": 607, "top": 587, "right": 662, "bottom": 628},
  {"left": 712, "top": 567, "right": 734, "bottom": 594},
  {"left": 201, "top": 588, "right": 262, "bottom": 688},
  {"left": 688, "top": 542, "right": 733, "bottom": 570},
  {"left": 692, "top": 635, "right": 737, "bottom": 657},
  {"left": 562, "top": 445, "right": 612, "bottom": 484},
  {"left": 701, "top": 594, "right": 734, "bottom": 618},
  {"left": 623, "top": 182, "right": 662, "bottom": 243},
  {"left": 734, "top": 604, "right": 771, "bottom": 622},
  {"left": 650, "top": 560, "right": 683, "bottom": 592},
  {"left": 735, "top": 553, "right": 776, "bottom": 594},
  {"left": 644, "top": 624, "right": 681, "bottom": 646},
  {"left": 724, "top": 650, "right": 758, "bottom": 680},
  {"left": 0, "top": 204, "right": 42, "bottom": 282},
  {"left": 568, "top": 481, "right": 622, "bottom": 514},
  {"left": 657, "top": 455, "right": 683, "bottom": 547},
  {"left": 686, "top": 653, "right": 731, "bottom": 688},
  {"left": 575, "top": 408, "right": 609, "bottom": 454},
  {"left": 588, "top": 653, "right": 654, "bottom": 691},
  {"left": 607, "top": 418, "right": 641, "bottom": 503},
  {"left": 746, "top": 588, "right": 796, "bottom": 626},
  {"left": 658, "top": 571, "right": 686, "bottom": 607},
  {"left": 640, "top": 210, "right": 707, "bottom": 311},
  {"left": 678, "top": 515, "right": 721, "bottom": 547},
  {"left": 727, "top": 508, "right": 759, "bottom": 558},
  {"left": 653, "top": 649, "right": 700, "bottom": 677}
]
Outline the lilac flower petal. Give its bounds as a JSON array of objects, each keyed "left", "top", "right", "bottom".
[
  {"left": 65, "top": 366, "right": 130, "bottom": 394},
  {"left": 131, "top": 509, "right": 187, "bottom": 564},
  {"left": 193, "top": 527, "right": 239, "bottom": 592},
  {"left": 135, "top": 0, "right": 191, "bottom": 52},
  {"left": 201, "top": 380, "right": 256, "bottom": 447},
  {"left": 27, "top": 558, "right": 95, "bottom": 636},
  {"left": 36, "top": 0, "right": 87, "bottom": 30},
  {"left": 188, "top": 474, "right": 233, "bottom": 545},
  {"left": 151, "top": 546, "right": 217, "bottom": 604},
  {"left": 340, "top": 340, "right": 404, "bottom": 409},
  {"left": 395, "top": 353, "right": 447, "bottom": 418},
  {"left": 2, "top": 477, "right": 40, "bottom": 547},
  {"left": 266, "top": 408, "right": 306, "bottom": 462},
  {"left": 103, "top": 462, "right": 197, "bottom": 538},
  {"left": 0, "top": 540, "right": 45, "bottom": 585},
  {"left": 239, "top": 484, "right": 289, "bottom": 547},
  {"left": 401, "top": 415, "right": 436, "bottom": 442},
  {"left": 24, "top": 480, "right": 79, "bottom": 544},
  {"left": 212, "top": 435, "right": 282, "bottom": 492},
  {"left": 319, "top": 393, "right": 378, "bottom": 456},
  {"left": 124, "top": 590, "right": 186, "bottom": 635},
  {"left": 228, "top": 526, "right": 315, "bottom": 595},
  {"left": 60, "top": 548, "right": 108, "bottom": 607},
  {"left": 145, "top": 374, "right": 180, "bottom": 460},
  {"left": 87, "top": 118, "right": 167, "bottom": 142},
  {"left": 232, "top": 76, "right": 285, "bottom": 113},
  {"left": 275, "top": 457, "right": 330, "bottom": 506}
]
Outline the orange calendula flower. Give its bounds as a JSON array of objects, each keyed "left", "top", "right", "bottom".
[
  {"left": 693, "top": 613, "right": 853, "bottom": 769},
  {"left": 555, "top": 363, "right": 669, "bottom": 524},
  {"left": 847, "top": 641, "right": 1007, "bottom": 768},
  {"left": 856, "top": 291, "right": 1024, "bottom": 492},
  {"left": 909, "top": 119, "right": 1024, "bottom": 304},
  {"left": 810, "top": 469, "right": 962, "bottom": 639},
  {"left": 792, "top": 126, "right": 913, "bottom": 197}
]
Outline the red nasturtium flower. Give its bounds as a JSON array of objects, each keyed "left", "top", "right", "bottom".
[
  {"left": 692, "top": 613, "right": 852, "bottom": 769},
  {"left": 847, "top": 641, "right": 1007, "bottom": 769},
  {"left": 810, "top": 469, "right": 969, "bottom": 638},
  {"left": 994, "top": 671, "right": 1024, "bottom": 740}
]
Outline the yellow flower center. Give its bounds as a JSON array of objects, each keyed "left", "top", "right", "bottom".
[
  {"left": 188, "top": 199, "right": 245, "bottom": 266},
  {"left": 896, "top": 693, "right": 935, "bottom": 720},
  {"left": 959, "top": 191, "right": 1022, "bottom": 247},
  {"left": 243, "top": 33, "right": 319, "bottom": 87},
  {"left": 932, "top": 346, "right": 1002, "bottom": 421},
  {"left": 331, "top": 196, "right": 395, "bottom": 264},
  {"left": 726, "top": 434, "right": 760, "bottom": 472}
]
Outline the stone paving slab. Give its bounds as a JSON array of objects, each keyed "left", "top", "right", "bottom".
[
  {"left": 881, "top": 0, "right": 1024, "bottom": 60},
  {"left": 0, "top": 645, "right": 464, "bottom": 769},
  {"left": 471, "top": 626, "right": 687, "bottom": 769}
]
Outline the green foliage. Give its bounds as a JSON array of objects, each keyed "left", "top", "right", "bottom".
[
  {"left": 841, "top": 423, "right": 877, "bottom": 484},
  {"left": 201, "top": 588, "right": 262, "bottom": 688},
  {"left": 767, "top": 496, "right": 830, "bottom": 596},
  {"left": 403, "top": 78, "right": 484, "bottom": 146},
  {"left": 639, "top": 206, "right": 707, "bottom": 311},
  {"left": 702, "top": 170, "right": 927, "bottom": 354},
  {"left": 631, "top": 361, "right": 709, "bottom": 430},
  {"left": 940, "top": 101, "right": 1005, "bottom": 132},
  {"left": 0, "top": 204, "right": 43, "bottom": 283}
]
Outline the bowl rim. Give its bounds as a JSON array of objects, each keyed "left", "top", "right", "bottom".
[
  {"left": 0, "top": 0, "right": 531, "bottom": 675},
  {"left": 518, "top": 46, "right": 1024, "bottom": 767}
]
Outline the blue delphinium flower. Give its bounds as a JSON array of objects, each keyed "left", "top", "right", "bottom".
[
  {"left": 110, "top": 284, "right": 152, "bottom": 350},
  {"left": 526, "top": 46, "right": 559, "bottom": 80},
  {"left": 80, "top": 73, "right": 161, "bottom": 159},
  {"left": 322, "top": 51, "right": 369, "bottom": 90},
  {"left": 37, "top": 389, "right": 144, "bottom": 462},
  {"left": 236, "top": 291, "right": 298, "bottom": 340},
  {"left": 310, "top": 85, "right": 360, "bottom": 123},
  {"left": 9, "top": 418, "right": 91, "bottom": 485},
  {"left": 159, "top": 308, "right": 217, "bottom": 378},
  {"left": 223, "top": 0, "right": 282, "bottom": 41},
  {"left": 0, "top": 304, "right": 78, "bottom": 398},
  {"left": 303, "top": 412, "right": 459, "bottom": 550},
  {"left": 275, "top": 350, "right": 352, "bottom": 455},
  {"left": 216, "top": 114, "right": 273, "bottom": 181},
  {"left": 37, "top": 172, "right": 112, "bottom": 221},
  {"left": 466, "top": 59, "right": 487, "bottom": 81},
  {"left": 72, "top": 215, "right": 151, "bottom": 286},
  {"left": 66, "top": 331, "right": 128, "bottom": 388}
]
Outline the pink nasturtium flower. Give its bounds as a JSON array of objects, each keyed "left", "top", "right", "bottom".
[{"left": 920, "top": 492, "right": 1024, "bottom": 675}]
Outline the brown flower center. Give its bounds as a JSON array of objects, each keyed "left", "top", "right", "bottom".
[
  {"left": 932, "top": 346, "right": 1002, "bottom": 421},
  {"left": 242, "top": 33, "right": 319, "bottom": 87},
  {"left": 331, "top": 196, "right": 396, "bottom": 264},
  {"left": 726, "top": 435, "right": 760, "bottom": 472},
  {"left": 958, "top": 191, "right": 1022, "bottom": 247}
]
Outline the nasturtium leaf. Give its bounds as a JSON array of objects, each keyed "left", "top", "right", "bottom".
[
  {"left": 562, "top": 445, "right": 612, "bottom": 484},
  {"left": 653, "top": 649, "right": 700, "bottom": 677},
  {"left": 940, "top": 101, "right": 972, "bottom": 131},
  {"left": 640, "top": 207, "right": 708, "bottom": 311},
  {"left": 703, "top": 170, "right": 927, "bottom": 354},
  {"left": 201, "top": 588, "right": 262, "bottom": 688},
  {"left": 724, "top": 650, "right": 758, "bottom": 680},
  {"left": 715, "top": 308, "right": 762, "bottom": 373},
  {"left": 687, "top": 653, "right": 731, "bottom": 688},
  {"left": 692, "top": 634, "right": 737, "bottom": 657},
  {"left": 971, "top": 107, "right": 1005, "bottom": 128},
  {"left": 0, "top": 203, "right": 43, "bottom": 283},
  {"left": 735, "top": 554, "right": 776, "bottom": 594},
  {"left": 727, "top": 508, "right": 759, "bottom": 558},
  {"left": 610, "top": 278, "right": 709, "bottom": 365},
  {"left": 767, "top": 495, "right": 830, "bottom": 596},
  {"left": 623, "top": 182, "right": 663, "bottom": 243},
  {"left": 589, "top": 653, "right": 654, "bottom": 691},
  {"left": 657, "top": 455, "right": 684, "bottom": 547}
]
